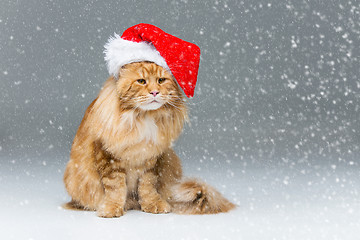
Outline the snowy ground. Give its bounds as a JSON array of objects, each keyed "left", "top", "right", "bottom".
[{"left": 1, "top": 156, "right": 359, "bottom": 240}]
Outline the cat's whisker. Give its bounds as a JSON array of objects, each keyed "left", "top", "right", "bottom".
[
  {"left": 164, "top": 104, "right": 182, "bottom": 114},
  {"left": 166, "top": 99, "right": 181, "bottom": 106},
  {"left": 120, "top": 95, "right": 149, "bottom": 100},
  {"left": 166, "top": 101, "right": 183, "bottom": 112}
]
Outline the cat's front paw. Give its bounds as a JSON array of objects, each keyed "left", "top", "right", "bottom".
[
  {"left": 141, "top": 198, "right": 171, "bottom": 214},
  {"left": 97, "top": 203, "right": 125, "bottom": 218}
]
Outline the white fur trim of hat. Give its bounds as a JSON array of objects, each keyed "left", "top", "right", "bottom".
[{"left": 104, "top": 33, "right": 170, "bottom": 77}]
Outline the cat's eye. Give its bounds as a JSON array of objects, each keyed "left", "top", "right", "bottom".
[
  {"left": 158, "top": 78, "right": 166, "bottom": 84},
  {"left": 137, "top": 79, "right": 146, "bottom": 85}
]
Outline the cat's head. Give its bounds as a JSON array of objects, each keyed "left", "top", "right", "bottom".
[{"left": 115, "top": 61, "right": 185, "bottom": 111}]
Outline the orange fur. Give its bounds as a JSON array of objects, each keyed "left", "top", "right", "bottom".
[{"left": 63, "top": 62, "right": 235, "bottom": 217}]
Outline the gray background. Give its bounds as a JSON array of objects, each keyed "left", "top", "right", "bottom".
[
  {"left": 1, "top": 1, "right": 360, "bottom": 239},
  {"left": 1, "top": 0, "right": 359, "bottom": 167}
]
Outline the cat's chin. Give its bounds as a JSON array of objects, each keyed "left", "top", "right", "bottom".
[{"left": 139, "top": 101, "right": 164, "bottom": 111}]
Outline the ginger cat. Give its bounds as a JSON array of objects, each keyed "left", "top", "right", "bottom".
[{"left": 63, "top": 62, "right": 235, "bottom": 217}]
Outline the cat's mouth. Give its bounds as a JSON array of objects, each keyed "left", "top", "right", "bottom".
[{"left": 139, "top": 99, "right": 163, "bottom": 111}]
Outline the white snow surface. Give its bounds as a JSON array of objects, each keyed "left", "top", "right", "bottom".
[{"left": 1, "top": 156, "right": 359, "bottom": 240}]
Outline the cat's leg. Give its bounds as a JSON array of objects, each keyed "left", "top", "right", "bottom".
[
  {"left": 95, "top": 143, "right": 127, "bottom": 218},
  {"left": 97, "top": 169, "right": 127, "bottom": 218},
  {"left": 64, "top": 137, "right": 105, "bottom": 211},
  {"left": 138, "top": 170, "right": 171, "bottom": 214},
  {"left": 155, "top": 149, "right": 183, "bottom": 201}
]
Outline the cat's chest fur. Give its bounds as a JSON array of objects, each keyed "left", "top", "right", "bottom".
[
  {"left": 123, "top": 112, "right": 159, "bottom": 143},
  {"left": 100, "top": 112, "right": 168, "bottom": 168}
]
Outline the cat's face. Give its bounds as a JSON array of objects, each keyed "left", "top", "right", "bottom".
[{"left": 116, "top": 62, "right": 184, "bottom": 111}]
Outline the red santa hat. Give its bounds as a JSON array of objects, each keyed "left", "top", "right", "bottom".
[{"left": 104, "top": 23, "right": 201, "bottom": 98}]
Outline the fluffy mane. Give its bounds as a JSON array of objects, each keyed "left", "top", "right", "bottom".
[{"left": 87, "top": 76, "right": 187, "bottom": 163}]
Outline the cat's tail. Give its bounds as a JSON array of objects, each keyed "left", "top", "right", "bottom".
[{"left": 169, "top": 178, "right": 236, "bottom": 214}]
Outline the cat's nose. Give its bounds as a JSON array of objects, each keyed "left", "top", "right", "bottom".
[{"left": 150, "top": 91, "right": 160, "bottom": 97}]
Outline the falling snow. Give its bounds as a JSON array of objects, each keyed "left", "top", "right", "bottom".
[{"left": 1, "top": 0, "right": 360, "bottom": 240}]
